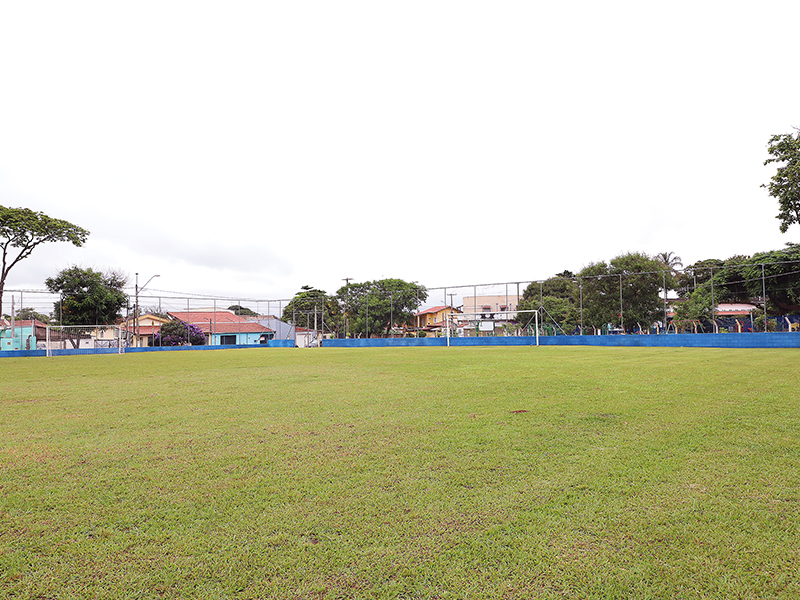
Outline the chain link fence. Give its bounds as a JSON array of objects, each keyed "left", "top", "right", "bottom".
[{"left": 3, "top": 257, "right": 800, "bottom": 351}]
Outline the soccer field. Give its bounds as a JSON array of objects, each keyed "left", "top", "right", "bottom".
[{"left": 1, "top": 347, "right": 798, "bottom": 599}]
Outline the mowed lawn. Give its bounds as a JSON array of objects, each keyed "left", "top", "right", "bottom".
[{"left": 1, "top": 346, "right": 798, "bottom": 599}]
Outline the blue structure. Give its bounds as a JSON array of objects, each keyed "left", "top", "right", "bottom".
[
  {"left": 322, "top": 333, "right": 800, "bottom": 349},
  {"left": 0, "top": 319, "right": 45, "bottom": 352}
]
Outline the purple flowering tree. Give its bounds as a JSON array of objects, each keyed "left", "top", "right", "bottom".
[{"left": 154, "top": 319, "right": 206, "bottom": 346}]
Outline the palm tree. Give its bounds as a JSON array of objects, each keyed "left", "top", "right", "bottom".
[{"left": 656, "top": 251, "right": 683, "bottom": 275}]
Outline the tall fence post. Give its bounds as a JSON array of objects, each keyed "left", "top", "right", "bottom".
[
  {"left": 710, "top": 267, "right": 715, "bottom": 325},
  {"left": 663, "top": 271, "right": 667, "bottom": 334},
  {"left": 762, "top": 263, "right": 767, "bottom": 332}
]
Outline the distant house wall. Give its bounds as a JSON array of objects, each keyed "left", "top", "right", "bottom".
[
  {"left": 414, "top": 306, "right": 462, "bottom": 329},
  {"left": 167, "top": 310, "right": 273, "bottom": 346},
  {"left": 1, "top": 320, "right": 48, "bottom": 351},
  {"left": 461, "top": 295, "right": 520, "bottom": 318}
]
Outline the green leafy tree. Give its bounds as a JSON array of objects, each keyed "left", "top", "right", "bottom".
[
  {"left": 712, "top": 255, "right": 752, "bottom": 304},
  {"left": 578, "top": 252, "right": 669, "bottom": 331},
  {"left": 679, "top": 259, "right": 724, "bottom": 298},
  {"left": 8, "top": 307, "right": 51, "bottom": 323},
  {"left": 45, "top": 267, "right": 128, "bottom": 327},
  {"left": 518, "top": 271, "right": 579, "bottom": 333},
  {"left": 228, "top": 304, "right": 258, "bottom": 316},
  {"left": 738, "top": 244, "right": 800, "bottom": 313},
  {"left": 282, "top": 286, "right": 342, "bottom": 334},
  {"left": 536, "top": 296, "right": 579, "bottom": 333},
  {"left": 673, "top": 286, "right": 714, "bottom": 331},
  {"left": 336, "top": 279, "right": 427, "bottom": 337},
  {"left": 763, "top": 128, "right": 800, "bottom": 233},
  {"left": 0, "top": 206, "right": 89, "bottom": 312}
]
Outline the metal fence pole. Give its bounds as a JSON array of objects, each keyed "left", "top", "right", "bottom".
[
  {"left": 762, "top": 263, "right": 767, "bottom": 332},
  {"left": 710, "top": 267, "right": 715, "bottom": 324},
  {"left": 663, "top": 271, "right": 667, "bottom": 333}
]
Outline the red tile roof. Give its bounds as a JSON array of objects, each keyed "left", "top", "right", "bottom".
[
  {"left": 415, "top": 306, "right": 449, "bottom": 316},
  {"left": 1, "top": 319, "right": 49, "bottom": 328},
  {"left": 167, "top": 311, "right": 273, "bottom": 334}
]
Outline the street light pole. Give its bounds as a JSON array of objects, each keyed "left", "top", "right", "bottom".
[
  {"left": 343, "top": 277, "right": 352, "bottom": 338},
  {"left": 135, "top": 273, "right": 161, "bottom": 347}
]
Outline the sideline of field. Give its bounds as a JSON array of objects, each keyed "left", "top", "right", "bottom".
[{"left": 1, "top": 347, "right": 798, "bottom": 598}]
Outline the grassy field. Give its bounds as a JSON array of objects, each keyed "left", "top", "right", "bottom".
[{"left": 1, "top": 346, "right": 798, "bottom": 599}]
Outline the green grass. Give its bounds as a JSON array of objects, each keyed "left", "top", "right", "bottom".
[{"left": 1, "top": 347, "right": 799, "bottom": 599}]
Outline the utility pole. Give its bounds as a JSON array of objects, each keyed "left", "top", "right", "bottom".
[{"left": 343, "top": 277, "right": 352, "bottom": 338}]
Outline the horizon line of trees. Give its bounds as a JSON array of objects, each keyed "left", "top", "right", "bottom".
[{"left": 3, "top": 242, "right": 800, "bottom": 336}]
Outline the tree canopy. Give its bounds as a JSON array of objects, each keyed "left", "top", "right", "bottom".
[
  {"left": 578, "top": 252, "right": 671, "bottom": 331},
  {"left": 228, "top": 304, "right": 258, "bottom": 316},
  {"left": 45, "top": 266, "right": 128, "bottom": 326},
  {"left": 763, "top": 129, "right": 800, "bottom": 233},
  {"left": 7, "top": 307, "right": 51, "bottom": 323},
  {"left": 0, "top": 206, "right": 89, "bottom": 311},
  {"left": 336, "top": 279, "right": 427, "bottom": 337},
  {"left": 731, "top": 245, "right": 800, "bottom": 313},
  {"left": 518, "top": 272, "right": 580, "bottom": 333},
  {"left": 282, "top": 286, "right": 342, "bottom": 334}
]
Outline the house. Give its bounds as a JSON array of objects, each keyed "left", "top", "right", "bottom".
[
  {"left": 167, "top": 310, "right": 274, "bottom": 345},
  {"left": 414, "top": 306, "right": 463, "bottom": 331},
  {"left": 294, "top": 326, "right": 319, "bottom": 348},
  {"left": 0, "top": 319, "right": 48, "bottom": 351},
  {"left": 245, "top": 315, "right": 296, "bottom": 341},
  {"left": 120, "top": 313, "right": 172, "bottom": 347},
  {"left": 666, "top": 301, "right": 758, "bottom": 319},
  {"left": 0, "top": 319, "right": 99, "bottom": 351},
  {"left": 461, "top": 295, "right": 520, "bottom": 320}
]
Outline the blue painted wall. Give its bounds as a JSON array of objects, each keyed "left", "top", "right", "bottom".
[
  {"left": 3, "top": 334, "right": 798, "bottom": 358},
  {"left": 0, "top": 339, "right": 295, "bottom": 358},
  {"left": 322, "top": 333, "right": 800, "bottom": 349}
]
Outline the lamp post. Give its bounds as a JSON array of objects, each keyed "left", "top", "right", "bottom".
[
  {"left": 343, "top": 277, "right": 352, "bottom": 338},
  {"left": 135, "top": 273, "right": 160, "bottom": 347}
]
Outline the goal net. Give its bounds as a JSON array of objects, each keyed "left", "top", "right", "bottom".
[{"left": 42, "top": 325, "right": 127, "bottom": 357}]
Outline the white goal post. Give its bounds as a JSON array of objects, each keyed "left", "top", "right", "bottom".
[
  {"left": 444, "top": 309, "right": 545, "bottom": 345},
  {"left": 43, "top": 325, "right": 127, "bottom": 357}
]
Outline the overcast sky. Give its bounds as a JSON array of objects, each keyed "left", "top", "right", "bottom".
[{"left": 1, "top": 1, "right": 798, "bottom": 315}]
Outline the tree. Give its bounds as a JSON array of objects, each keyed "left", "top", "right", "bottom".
[
  {"left": 518, "top": 272, "right": 579, "bottom": 333},
  {"left": 763, "top": 128, "right": 800, "bottom": 233},
  {"left": 712, "top": 255, "right": 752, "bottom": 304},
  {"left": 736, "top": 244, "right": 800, "bottom": 313},
  {"left": 8, "top": 307, "right": 51, "bottom": 323},
  {"left": 139, "top": 305, "right": 170, "bottom": 320},
  {"left": 45, "top": 267, "right": 128, "bottom": 327},
  {"left": 154, "top": 319, "right": 206, "bottom": 346},
  {"left": 673, "top": 286, "right": 714, "bottom": 331},
  {"left": 228, "top": 304, "right": 258, "bottom": 316},
  {"left": 282, "top": 286, "right": 342, "bottom": 334},
  {"left": 0, "top": 206, "right": 89, "bottom": 312},
  {"left": 578, "top": 252, "right": 669, "bottom": 332},
  {"left": 679, "top": 258, "right": 723, "bottom": 298},
  {"left": 336, "top": 279, "right": 427, "bottom": 337},
  {"left": 656, "top": 251, "right": 683, "bottom": 279}
]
